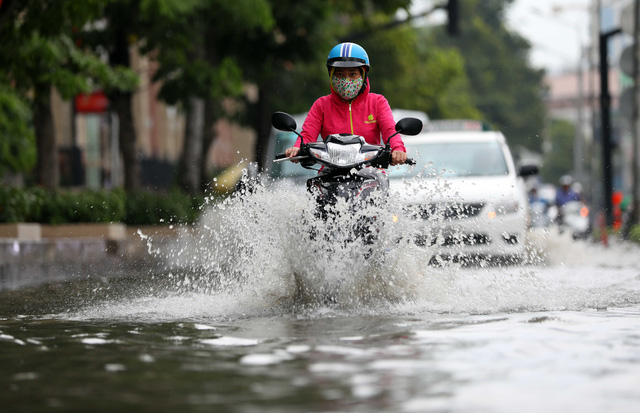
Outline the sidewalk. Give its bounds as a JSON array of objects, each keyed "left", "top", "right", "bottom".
[{"left": 0, "top": 223, "right": 186, "bottom": 291}]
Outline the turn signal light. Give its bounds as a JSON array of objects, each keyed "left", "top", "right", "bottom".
[{"left": 580, "top": 207, "right": 589, "bottom": 218}]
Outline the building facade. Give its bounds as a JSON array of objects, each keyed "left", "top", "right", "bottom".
[{"left": 51, "top": 47, "right": 255, "bottom": 190}]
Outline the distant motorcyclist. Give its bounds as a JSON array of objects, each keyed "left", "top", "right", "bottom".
[
  {"left": 555, "top": 175, "right": 581, "bottom": 207},
  {"left": 285, "top": 42, "right": 408, "bottom": 166},
  {"left": 528, "top": 186, "right": 550, "bottom": 228},
  {"left": 555, "top": 175, "right": 581, "bottom": 229}
]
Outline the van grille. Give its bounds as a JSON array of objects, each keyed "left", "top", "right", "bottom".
[
  {"left": 415, "top": 233, "right": 490, "bottom": 247},
  {"left": 414, "top": 203, "right": 484, "bottom": 220}
]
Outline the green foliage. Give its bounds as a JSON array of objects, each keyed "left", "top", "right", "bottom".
[
  {"left": 362, "top": 27, "right": 479, "bottom": 119},
  {"left": 0, "top": 186, "right": 47, "bottom": 223},
  {"left": 264, "top": 2, "right": 478, "bottom": 125},
  {"left": 629, "top": 224, "right": 640, "bottom": 244},
  {"left": 145, "top": 0, "right": 273, "bottom": 105},
  {"left": 0, "top": 83, "right": 36, "bottom": 175},
  {"left": 433, "top": 0, "right": 547, "bottom": 152},
  {"left": 8, "top": 32, "right": 138, "bottom": 101},
  {"left": 0, "top": 0, "right": 139, "bottom": 186},
  {"left": 0, "top": 186, "right": 205, "bottom": 225},
  {"left": 123, "top": 190, "right": 204, "bottom": 226},
  {"left": 140, "top": 0, "right": 202, "bottom": 17},
  {"left": 540, "top": 119, "right": 575, "bottom": 184},
  {"left": 1, "top": 1, "right": 138, "bottom": 97},
  {"left": 46, "top": 189, "right": 127, "bottom": 224},
  {"left": 0, "top": 0, "right": 549, "bottom": 191},
  {"left": 0, "top": 186, "right": 127, "bottom": 224}
]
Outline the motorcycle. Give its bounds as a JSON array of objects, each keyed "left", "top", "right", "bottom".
[
  {"left": 271, "top": 111, "right": 423, "bottom": 254},
  {"left": 559, "top": 200, "right": 591, "bottom": 240}
]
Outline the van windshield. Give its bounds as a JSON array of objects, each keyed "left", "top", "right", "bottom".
[
  {"left": 269, "top": 132, "right": 318, "bottom": 179},
  {"left": 389, "top": 141, "right": 509, "bottom": 179}
]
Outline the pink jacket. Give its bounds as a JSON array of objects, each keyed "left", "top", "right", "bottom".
[{"left": 294, "top": 79, "right": 406, "bottom": 153}]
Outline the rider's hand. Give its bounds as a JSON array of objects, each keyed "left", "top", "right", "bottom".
[
  {"left": 285, "top": 146, "right": 300, "bottom": 163},
  {"left": 391, "top": 150, "right": 407, "bottom": 166}
]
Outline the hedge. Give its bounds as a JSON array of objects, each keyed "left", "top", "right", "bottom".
[
  {"left": 0, "top": 186, "right": 206, "bottom": 225},
  {"left": 629, "top": 224, "right": 640, "bottom": 244}
]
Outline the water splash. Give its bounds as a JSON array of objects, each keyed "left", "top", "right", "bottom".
[
  {"left": 71, "top": 181, "right": 640, "bottom": 321},
  {"left": 148, "top": 183, "right": 430, "bottom": 309}
]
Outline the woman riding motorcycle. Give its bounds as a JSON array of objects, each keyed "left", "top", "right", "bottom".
[{"left": 285, "top": 42, "right": 408, "bottom": 166}]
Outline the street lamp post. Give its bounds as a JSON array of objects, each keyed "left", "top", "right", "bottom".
[{"left": 599, "top": 27, "right": 622, "bottom": 227}]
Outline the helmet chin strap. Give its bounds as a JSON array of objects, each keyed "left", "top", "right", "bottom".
[
  {"left": 329, "top": 67, "right": 336, "bottom": 94},
  {"left": 359, "top": 67, "right": 367, "bottom": 94}
]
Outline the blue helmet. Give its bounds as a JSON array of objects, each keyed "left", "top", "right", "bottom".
[{"left": 326, "top": 42, "right": 370, "bottom": 72}]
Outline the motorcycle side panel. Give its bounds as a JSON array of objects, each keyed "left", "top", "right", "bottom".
[{"left": 306, "top": 168, "right": 389, "bottom": 207}]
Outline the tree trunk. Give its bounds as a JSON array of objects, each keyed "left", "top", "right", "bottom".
[
  {"left": 33, "top": 86, "right": 57, "bottom": 190},
  {"left": 254, "top": 83, "right": 273, "bottom": 170},
  {"left": 112, "top": 91, "right": 139, "bottom": 191},
  {"left": 0, "top": 0, "right": 18, "bottom": 32},
  {"left": 108, "top": 18, "right": 139, "bottom": 191},
  {"left": 200, "top": 95, "right": 218, "bottom": 193},
  {"left": 180, "top": 97, "right": 205, "bottom": 195}
]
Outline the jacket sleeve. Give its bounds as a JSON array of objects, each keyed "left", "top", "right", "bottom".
[
  {"left": 377, "top": 96, "right": 406, "bottom": 153},
  {"left": 295, "top": 98, "right": 324, "bottom": 147}
]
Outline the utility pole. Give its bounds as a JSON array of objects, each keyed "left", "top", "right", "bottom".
[
  {"left": 575, "top": 37, "right": 586, "bottom": 186},
  {"left": 447, "top": 0, "right": 458, "bottom": 36},
  {"left": 599, "top": 27, "right": 622, "bottom": 227},
  {"left": 631, "top": 0, "right": 640, "bottom": 230}
]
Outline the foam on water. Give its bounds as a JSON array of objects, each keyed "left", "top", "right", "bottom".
[{"left": 71, "top": 185, "right": 640, "bottom": 321}]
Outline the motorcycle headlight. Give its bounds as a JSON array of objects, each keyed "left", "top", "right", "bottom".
[
  {"left": 309, "top": 143, "right": 377, "bottom": 167},
  {"left": 309, "top": 147, "right": 331, "bottom": 163}
]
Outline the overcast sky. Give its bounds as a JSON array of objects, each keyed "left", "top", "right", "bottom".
[
  {"left": 409, "top": 0, "right": 594, "bottom": 74},
  {"left": 505, "top": 0, "right": 593, "bottom": 73}
]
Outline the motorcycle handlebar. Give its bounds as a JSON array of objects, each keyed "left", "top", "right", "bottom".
[{"left": 274, "top": 153, "right": 416, "bottom": 166}]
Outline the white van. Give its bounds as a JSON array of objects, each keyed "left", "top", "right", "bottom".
[{"left": 388, "top": 120, "right": 538, "bottom": 264}]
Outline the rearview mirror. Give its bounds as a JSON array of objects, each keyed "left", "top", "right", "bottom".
[
  {"left": 395, "top": 117, "right": 423, "bottom": 136},
  {"left": 519, "top": 164, "right": 539, "bottom": 177},
  {"left": 271, "top": 112, "right": 297, "bottom": 132}
]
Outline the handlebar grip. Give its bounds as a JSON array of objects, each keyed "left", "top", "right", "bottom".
[
  {"left": 275, "top": 153, "right": 287, "bottom": 160},
  {"left": 405, "top": 158, "right": 416, "bottom": 166}
]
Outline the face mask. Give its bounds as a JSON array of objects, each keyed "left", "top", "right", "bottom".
[{"left": 331, "top": 75, "right": 364, "bottom": 100}]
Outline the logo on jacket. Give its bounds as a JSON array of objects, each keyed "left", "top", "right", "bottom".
[{"left": 364, "top": 114, "right": 377, "bottom": 124}]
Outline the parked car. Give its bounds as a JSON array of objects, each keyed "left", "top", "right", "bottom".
[{"left": 387, "top": 120, "right": 538, "bottom": 264}]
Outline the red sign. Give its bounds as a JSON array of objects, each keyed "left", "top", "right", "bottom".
[{"left": 75, "top": 91, "right": 109, "bottom": 113}]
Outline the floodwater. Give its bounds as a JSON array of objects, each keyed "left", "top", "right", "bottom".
[{"left": 1, "top": 188, "right": 640, "bottom": 413}]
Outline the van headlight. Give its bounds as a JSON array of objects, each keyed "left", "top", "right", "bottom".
[{"left": 488, "top": 200, "right": 519, "bottom": 219}]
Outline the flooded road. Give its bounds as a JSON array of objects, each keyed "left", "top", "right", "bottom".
[{"left": 1, "top": 190, "right": 640, "bottom": 412}]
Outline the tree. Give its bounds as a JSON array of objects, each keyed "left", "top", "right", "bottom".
[
  {"left": 359, "top": 25, "right": 478, "bottom": 119},
  {"left": 236, "top": 0, "right": 334, "bottom": 169},
  {"left": 434, "top": 0, "right": 547, "bottom": 153},
  {"left": 541, "top": 119, "right": 575, "bottom": 185},
  {"left": 233, "top": 0, "right": 418, "bottom": 169},
  {"left": 144, "top": 0, "right": 273, "bottom": 194},
  {"left": 269, "top": 11, "right": 479, "bottom": 121},
  {"left": 0, "top": 0, "right": 137, "bottom": 190},
  {"left": 84, "top": 0, "right": 143, "bottom": 192},
  {"left": 0, "top": 83, "right": 36, "bottom": 181}
]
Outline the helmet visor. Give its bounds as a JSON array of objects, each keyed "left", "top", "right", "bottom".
[{"left": 327, "top": 57, "right": 368, "bottom": 69}]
